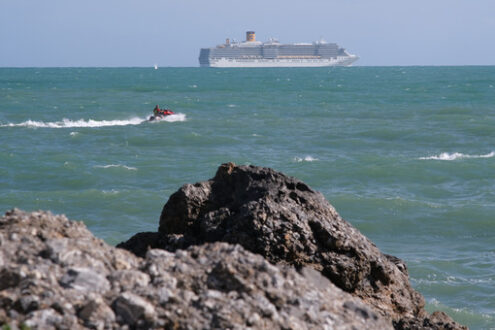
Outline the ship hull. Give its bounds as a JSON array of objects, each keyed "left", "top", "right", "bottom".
[{"left": 201, "top": 56, "right": 358, "bottom": 68}]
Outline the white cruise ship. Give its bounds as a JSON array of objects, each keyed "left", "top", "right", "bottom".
[{"left": 199, "top": 31, "right": 358, "bottom": 68}]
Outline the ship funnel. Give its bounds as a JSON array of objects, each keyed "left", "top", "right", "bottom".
[{"left": 246, "top": 31, "right": 256, "bottom": 42}]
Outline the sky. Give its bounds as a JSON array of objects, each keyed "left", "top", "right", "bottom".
[{"left": 1, "top": 0, "right": 494, "bottom": 67}]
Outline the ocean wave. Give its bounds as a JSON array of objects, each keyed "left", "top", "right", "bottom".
[
  {"left": 414, "top": 274, "right": 494, "bottom": 286},
  {"left": 427, "top": 298, "right": 494, "bottom": 321},
  {"left": 102, "top": 189, "right": 120, "bottom": 195},
  {"left": 94, "top": 164, "right": 137, "bottom": 171},
  {"left": 294, "top": 156, "right": 319, "bottom": 162},
  {"left": 419, "top": 151, "right": 495, "bottom": 161}
]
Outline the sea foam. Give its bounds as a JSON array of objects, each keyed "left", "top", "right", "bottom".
[
  {"left": 419, "top": 151, "right": 495, "bottom": 161},
  {"left": 294, "top": 156, "right": 319, "bottom": 162}
]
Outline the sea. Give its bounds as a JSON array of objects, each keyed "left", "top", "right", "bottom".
[{"left": 1, "top": 66, "right": 494, "bottom": 329}]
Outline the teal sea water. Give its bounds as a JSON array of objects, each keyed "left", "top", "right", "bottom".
[{"left": 1, "top": 67, "right": 494, "bottom": 328}]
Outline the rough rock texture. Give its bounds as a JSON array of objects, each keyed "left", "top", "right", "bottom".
[
  {"left": 0, "top": 209, "right": 392, "bottom": 329},
  {"left": 119, "top": 163, "right": 467, "bottom": 330}
]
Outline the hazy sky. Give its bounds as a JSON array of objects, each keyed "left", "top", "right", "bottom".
[{"left": 1, "top": 0, "right": 494, "bottom": 67}]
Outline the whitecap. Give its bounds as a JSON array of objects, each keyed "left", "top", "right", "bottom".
[
  {"left": 102, "top": 189, "right": 120, "bottom": 195},
  {"left": 294, "top": 156, "right": 319, "bottom": 162},
  {"left": 94, "top": 164, "right": 137, "bottom": 171},
  {"left": 428, "top": 298, "right": 440, "bottom": 307},
  {"left": 419, "top": 151, "right": 495, "bottom": 161},
  {"left": 70, "top": 131, "right": 79, "bottom": 136}
]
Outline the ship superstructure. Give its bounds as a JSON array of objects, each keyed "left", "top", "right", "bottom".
[{"left": 199, "top": 31, "right": 358, "bottom": 68}]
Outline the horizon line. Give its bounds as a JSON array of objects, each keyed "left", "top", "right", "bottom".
[{"left": 1, "top": 64, "right": 495, "bottom": 69}]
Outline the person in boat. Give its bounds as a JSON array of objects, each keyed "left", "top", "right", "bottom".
[
  {"left": 153, "top": 105, "right": 161, "bottom": 116},
  {"left": 153, "top": 105, "right": 174, "bottom": 116}
]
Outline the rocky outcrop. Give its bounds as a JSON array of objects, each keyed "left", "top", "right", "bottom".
[
  {"left": 119, "top": 163, "right": 467, "bottom": 329},
  {"left": 0, "top": 209, "right": 392, "bottom": 329}
]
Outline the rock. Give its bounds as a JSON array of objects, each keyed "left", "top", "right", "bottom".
[
  {"left": 0, "top": 268, "right": 22, "bottom": 291},
  {"left": 140, "top": 242, "right": 392, "bottom": 329},
  {"left": 15, "top": 295, "right": 39, "bottom": 313},
  {"left": 109, "top": 269, "right": 150, "bottom": 291},
  {"left": 112, "top": 292, "right": 156, "bottom": 326},
  {"left": 120, "top": 163, "right": 467, "bottom": 329},
  {"left": 24, "top": 307, "right": 80, "bottom": 330},
  {"left": 0, "top": 208, "right": 393, "bottom": 329},
  {"left": 393, "top": 310, "right": 468, "bottom": 330},
  {"left": 0, "top": 209, "right": 137, "bottom": 329},
  {"left": 78, "top": 297, "right": 116, "bottom": 329},
  {"left": 60, "top": 267, "right": 110, "bottom": 292}
]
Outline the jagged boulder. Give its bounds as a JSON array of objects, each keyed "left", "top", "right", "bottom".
[
  {"left": 119, "top": 163, "right": 467, "bottom": 329},
  {"left": 0, "top": 209, "right": 392, "bottom": 329}
]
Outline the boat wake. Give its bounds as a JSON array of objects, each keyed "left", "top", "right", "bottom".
[
  {"left": 0, "top": 114, "right": 186, "bottom": 128},
  {"left": 419, "top": 151, "right": 495, "bottom": 161},
  {"left": 148, "top": 113, "right": 187, "bottom": 123}
]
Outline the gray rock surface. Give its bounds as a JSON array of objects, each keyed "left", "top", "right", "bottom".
[
  {"left": 0, "top": 208, "right": 392, "bottom": 329},
  {"left": 119, "top": 162, "right": 467, "bottom": 329}
]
